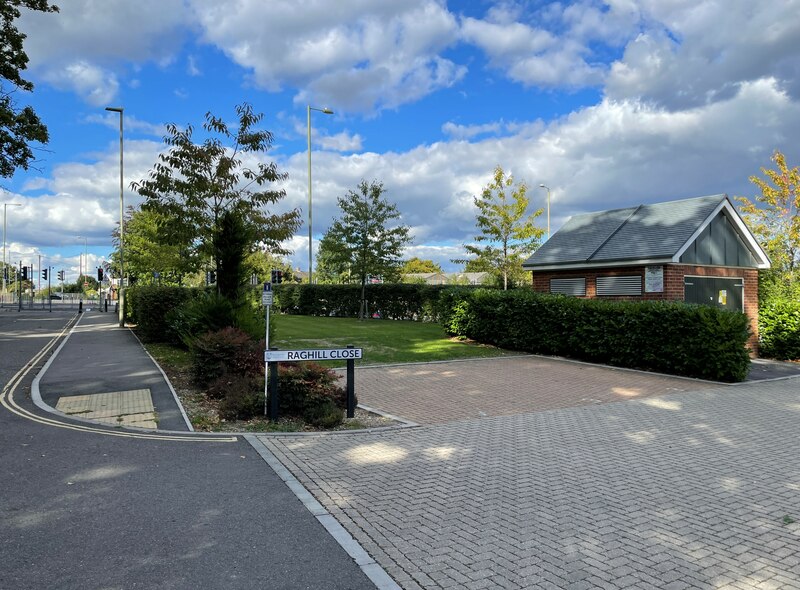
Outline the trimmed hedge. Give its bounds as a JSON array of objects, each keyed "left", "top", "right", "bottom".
[
  {"left": 273, "top": 283, "right": 474, "bottom": 321},
  {"left": 760, "top": 299, "right": 800, "bottom": 360},
  {"left": 127, "top": 286, "right": 202, "bottom": 343},
  {"left": 440, "top": 288, "right": 751, "bottom": 382}
]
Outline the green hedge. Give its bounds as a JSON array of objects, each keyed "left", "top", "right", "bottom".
[
  {"left": 272, "top": 283, "right": 472, "bottom": 321},
  {"left": 760, "top": 299, "right": 800, "bottom": 360},
  {"left": 126, "top": 286, "right": 202, "bottom": 343},
  {"left": 440, "top": 288, "right": 751, "bottom": 382}
]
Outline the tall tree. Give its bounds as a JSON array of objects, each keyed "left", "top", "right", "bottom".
[
  {"left": 131, "top": 103, "right": 301, "bottom": 295},
  {"left": 454, "top": 165, "right": 544, "bottom": 290},
  {"left": 319, "top": 180, "right": 411, "bottom": 318},
  {"left": 110, "top": 205, "right": 198, "bottom": 286},
  {"left": 0, "top": 0, "right": 59, "bottom": 177},
  {"left": 736, "top": 149, "right": 800, "bottom": 300},
  {"left": 402, "top": 257, "right": 442, "bottom": 274}
]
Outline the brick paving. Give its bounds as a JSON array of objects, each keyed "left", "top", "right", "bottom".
[
  {"left": 256, "top": 378, "right": 800, "bottom": 589},
  {"left": 353, "top": 356, "right": 718, "bottom": 425}
]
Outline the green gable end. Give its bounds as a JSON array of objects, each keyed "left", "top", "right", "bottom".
[{"left": 679, "top": 210, "right": 757, "bottom": 268}]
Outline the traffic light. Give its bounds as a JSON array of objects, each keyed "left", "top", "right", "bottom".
[
  {"left": 58, "top": 270, "right": 65, "bottom": 281},
  {"left": 42, "top": 268, "right": 48, "bottom": 280},
  {"left": 21, "top": 266, "right": 28, "bottom": 280},
  {"left": 97, "top": 268, "right": 104, "bottom": 281},
  {"left": 270, "top": 269, "right": 283, "bottom": 284}
]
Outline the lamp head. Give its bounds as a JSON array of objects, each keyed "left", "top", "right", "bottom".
[
  {"left": 105, "top": 106, "right": 123, "bottom": 113},
  {"left": 539, "top": 183, "right": 548, "bottom": 189}
]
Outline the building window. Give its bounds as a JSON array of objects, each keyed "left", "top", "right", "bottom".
[
  {"left": 550, "top": 277, "right": 586, "bottom": 296},
  {"left": 596, "top": 275, "right": 642, "bottom": 296}
]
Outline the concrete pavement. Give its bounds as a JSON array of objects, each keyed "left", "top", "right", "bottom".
[{"left": 35, "top": 310, "right": 191, "bottom": 431}]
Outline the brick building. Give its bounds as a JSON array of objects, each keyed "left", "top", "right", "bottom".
[{"left": 522, "top": 195, "right": 770, "bottom": 353}]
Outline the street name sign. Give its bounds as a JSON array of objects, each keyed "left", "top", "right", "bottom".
[{"left": 264, "top": 348, "right": 363, "bottom": 362}]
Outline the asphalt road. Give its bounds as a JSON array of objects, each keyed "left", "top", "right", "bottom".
[{"left": 0, "top": 310, "right": 376, "bottom": 590}]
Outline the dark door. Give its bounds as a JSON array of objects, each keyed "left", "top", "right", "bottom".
[{"left": 684, "top": 276, "right": 744, "bottom": 312}]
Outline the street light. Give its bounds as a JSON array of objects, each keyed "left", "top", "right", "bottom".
[
  {"left": 307, "top": 105, "right": 333, "bottom": 285},
  {"left": 2, "top": 202, "right": 22, "bottom": 293},
  {"left": 77, "top": 235, "right": 88, "bottom": 294},
  {"left": 539, "top": 184, "right": 551, "bottom": 240},
  {"left": 105, "top": 106, "right": 124, "bottom": 326}
]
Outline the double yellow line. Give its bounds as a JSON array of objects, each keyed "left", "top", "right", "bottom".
[{"left": 1, "top": 314, "right": 236, "bottom": 443}]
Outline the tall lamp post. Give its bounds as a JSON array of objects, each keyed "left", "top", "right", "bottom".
[
  {"left": 307, "top": 105, "right": 333, "bottom": 285},
  {"left": 3, "top": 202, "right": 22, "bottom": 293},
  {"left": 105, "top": 106, "right": 124, "bottom": 325},
  {"left": 77, "top": 235, "right": 88, "bottom": 294},
  {"left": 539, "top": 184, "right": 551, "bottom": 240}
]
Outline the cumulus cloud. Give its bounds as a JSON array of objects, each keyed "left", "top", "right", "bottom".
[
  {"left": 20, "top": 0, "right": 186, "bottom": 66},
  {"left": 606, "top": 1, "right": 800, "bottom": 108},
  {"left": 189, "top": 0, "right": 464, "bottom": 113},
  {"left": 442, "top": 121, "right": 503, "bottom": 140},
  {"left": 39, "top": 61, "right": 120, "bottom": 106}
]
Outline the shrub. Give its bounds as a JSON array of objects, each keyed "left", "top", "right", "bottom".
[
  {"left": 439, "top": 288, "right": 751, "bottom": 382},
  {"left": 168, "top": 290, "right": 271, "bottom": 347},
  {"left": 760, "top": 298, "right": 800, "bottom": 360},
  {"left": 127, "top": 286, "right": 200, "bottom": 343},
  {"left": 272, "top": 283, "right": 480, "bottom": 321},
  {"left": 270, "top": 363, "right": 349, "bottom": 427},
  {"left": 191, "top": 327, "right": 263, "bottom": 387},
  {"left": 215, "top": 375, "right": 265, "bottom": 421}
]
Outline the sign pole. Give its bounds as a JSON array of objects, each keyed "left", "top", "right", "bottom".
[
  {"left": 262, "top": 282, "right": 273, "bottom": 417},
  {"left": 346, "top": 345, "right": 355, "bottom": 418}
]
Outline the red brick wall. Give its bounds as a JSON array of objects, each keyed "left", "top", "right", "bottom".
[{"left": 531, "top": 264, "right": 760, "bottom": 354}]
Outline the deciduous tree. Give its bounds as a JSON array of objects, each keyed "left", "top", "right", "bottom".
[
  {"left": 318, "top": 180, "right": 411, "bottom": 318},
  {"left": 402, "top": 257, "right": 442, "bottom": 274},
  {"left": 0, "top": 0, "right": 59, "bottom": 177},
  {"left": 736, "top": 150, "right": 800, "bottom": 299},
  {"left": 110, "top": 206, "right": 197, "bottom": 286},
  {"left": 454, "top": 166, "right": 544, "bottom": 289},
  {"left": 132, "top": 103, "right": 301, "bottom": 296}
]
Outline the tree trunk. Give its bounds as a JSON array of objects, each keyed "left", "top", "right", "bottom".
[{"left": 359, "top": 276, "right": 367, "bottom": 320}]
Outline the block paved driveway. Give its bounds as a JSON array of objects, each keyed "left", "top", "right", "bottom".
[
  {"left": 254, "top": 357, "right": 800, "bottom": 590},
  {"left": 351, "top": 356, "right": 719, "bottom": 425}
]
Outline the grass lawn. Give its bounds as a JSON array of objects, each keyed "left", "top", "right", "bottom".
[{"left": 272, "top": 314, "right": 516, "bottom": 367}]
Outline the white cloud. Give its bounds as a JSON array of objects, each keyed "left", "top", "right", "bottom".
[
  {"left": 318, "top": 131, "right": 364, "bottom": 152},
  {"left": 190, "top": 0, "right": 464, "bottom": 113},
  {"left": 442, "top": 121, "right": 503, "bottom": 140},
  {"left": 39, "top": 61, "right": 119, "bottom": 106},
  {"left": 20, "top": 0, "right": 186, "bottom": 66},
  {"left": 85, "top": 113, "right": 166, "bottom": 138},
  {"left": 605, "top": 1, "right": 800, "bottom": 108}
]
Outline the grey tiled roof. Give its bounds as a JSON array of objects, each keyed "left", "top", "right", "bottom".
[{"left": 524, "top": 194, "right": 726, "bottom": 267}]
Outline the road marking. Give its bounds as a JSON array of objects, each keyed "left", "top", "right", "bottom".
[{"left": 0, "top": 314, "right": 236, "bottom": 443}]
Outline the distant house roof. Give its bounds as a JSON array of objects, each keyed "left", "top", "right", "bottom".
[
  {"left": 523, "top": 194, "right": 770, "bottom": 270},
  {"left": 403, "top": 272, "right": 491, "bottom": 285}
]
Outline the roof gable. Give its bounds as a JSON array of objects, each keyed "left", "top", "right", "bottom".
[{"left": 524, "top": 194, "right": 770, "bottom": 270}]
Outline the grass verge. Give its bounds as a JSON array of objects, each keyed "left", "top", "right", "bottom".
[{"left": 272, "top": 315, "right": 516, "bottom": 366}]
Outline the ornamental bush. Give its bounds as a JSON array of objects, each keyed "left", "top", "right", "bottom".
[
  {"left": 191, "top": 327, "right": 264, "bottom": 387},
  {"left": 269, "top": 363, "right": 349, "bottom": 428},
  {"left": 760, "top": 298, "right": 800, "bottom": 360},
  {"left": 439, "top": 288, "right": 751, "bottom": 382},
  {"left": 272, "top": 283, "right": 473, "bottom": 321},
  {"left": 127, "top": 285, "right": 201, "bottom": 343}
]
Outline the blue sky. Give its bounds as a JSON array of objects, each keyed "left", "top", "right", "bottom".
[{"left": 4, "top": 0, "right": 800, "bottom": 281}]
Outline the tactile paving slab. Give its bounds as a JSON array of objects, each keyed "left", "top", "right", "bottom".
[{"left": 56, "top": 389, "right": 157, "bottom": 429}]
